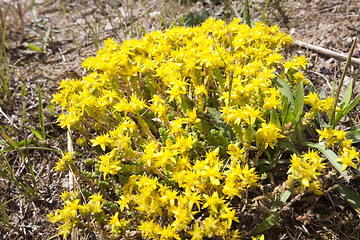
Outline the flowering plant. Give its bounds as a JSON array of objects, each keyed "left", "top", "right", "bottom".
[{"left": 48, "top": 18, "right": 359, "bottom": 239}]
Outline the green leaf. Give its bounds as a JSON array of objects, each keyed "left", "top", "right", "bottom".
[
  {"left": 279, "top": 141, "right": 301, "bottom": 156},
  {"left": 294, "top": 122, "right": 304, "bottom": 144},
  {"left": 24, "top": 43, "right": 43, "bottom": 53},
  {"left": 319, "top": 118, "right": 331, "bottom": 128},
  {"left": 207, "top": 107, "right": 229, "bottom": 135},
  {"left": 294, "top": 81, "right": 304, "bottom": 121},
  {"left": 318, "top": 87, "right": 326, "bottom": 99},
  {"left": 331, "top": 37, "right": 357, "bottom": 126},
  {"left": 305, "top": 79, "right": 315, "bottom": 93},
  {"left": 207, "top": 107, "right": 221, "bottom": 117},
  {"left": 30, "top": 128, "right": 45, "bottom": 141},
  {"left": 270, "top": 108, "right": 280, "bottom": 127},
  {"left": 270, "top": 189, "right": 292, "bottom": 213},
  {"left": 337, "top": 180, "right": 360, "bottom": 214},
  {"left": 2, "top": 140, "right": 34, "bottom": 153},
  {"left": 341, "top": 78, "right": 354, "bottom": 107},
  {"left": 254, "top": 212, "right": 279, "bottom": 234},
  {"left": 303, "top": 142, "right": 349, "bottom": 182},
  {"left": 281, "top": 96, "right": 292, "bottom": 125},
  {"left": 273, "top": 76, "right": 295, "bottom": 112},
  {"left": 30, "top": 0, "right": 38, "bottom": 23},
  {"left": 49, "top": 101, "right": 55, "bottom": 116},
  {"left": 347, "top": 129, "right": 360, "bottom": 143},
  {"left": 43, "top": 25, "right": 51, "bottom": 51},
  {"left": 0, "top": 130, "right": 21, "bottom": 153},
  {"left": 335, "top": 94, "right": 360, "bottom": 126}
]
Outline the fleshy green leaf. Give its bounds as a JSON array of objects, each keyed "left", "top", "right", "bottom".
[
  {"left": 270, "top": 189, "right": 292, "bottom": 213},
  {"left": 270, "top": 108, "right": 280, "bottom": 127},
  {"left": 341, "top": 78, "right": 354, "bottom": 108},
  {"left": 337, "top": 180, "right": 360, "bottom": 214},
  {"left": 254, "top": 212, "right": 279, "bottom": 234},
  {"left": 281, "top": 96, "right": 292, "bottom": 125},
  {"left": 347, "top": 129, "right": 360, "bottom": 143},
  {"left": 294, "top": 81, "right": 304, "bottom": 121},
  {"left": 280, "top": 141, "right": 301, "bottom": 156},
  {"left": 273, "top": 76, "right": 295, "bottom": 112}
]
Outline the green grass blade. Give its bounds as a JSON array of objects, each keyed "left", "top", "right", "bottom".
[
  {"left": 261, "top": 0, "right": 271, "bottom": 23},
  {"left": 130, "top": 0, "right": 134, "bottom": 39},
  {"left": 97, "top": 0, "right": 123, "bottom": 43},
  {"left": 43, "top": 25, "right": 51, "bottom": 51},
  {"left": 38, "top": 85, "right": 45, "bottom": 140},
  {"left": 243, "top": 0, "right": 251, "bottom": 26},
  {"left": 23, "top": 43, "right": 43, "bottom": 53},
  {"left": 0, "top": 129, "right": 22, "bottom": 155},
  {"left": 0, "top": 200, "right": 9, "bottom": 225},
  {"left": 116, "top": 4, "right": 128, "bottom": 43},
  {"left": 2, "top": 139, "right": 33, "bottom": 153},
  {"left": 30, "top": 0, "right": 38, "bottom": 23},
  {"left": 330, "top": 37, "right": 357, "bottom": 127},
  {"left": 60, "top": 2, "right": 67, "bottom": 16},
  {"left": 0, "top": 170, "right": 32, "bottom": 197}
]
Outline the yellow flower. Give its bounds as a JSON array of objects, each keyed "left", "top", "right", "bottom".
[
  {"left": 189, "top": 223, "right": 203, "bottom": 240},
  {"left": 264, "top": 87, "right": 282, "bottom": 110},
  {"left": 256, "top": 122, "right": 285, "bottom": 149},
  {"left": 90, "top": 133, "right": 114, "bottom": 151},
  {"left": 227, "top": 143, "right": 246, "bottom": 162},
  {"left": 338, "top": 147, "right": 359, "bottom": 171},
  {"left": 317, "top": 128, "right": 346, "bottom": 147},
  {"left": 202, "top": 192, "right": 224, "bottom": 213},
  {"left": 108, "top": 212, "right": 129, "bottom": 237},
  {"left": 186, "top": 108, "right": 200, "bottom": 123},
  {"left": 54, "top": 152, "right": 74, "bottom": 172},
  {"left": 194, "top": 84, "right": 208, "bottom": 97},
  {"left": 220, "top": 206, "right": 239, "bottom": 226},
  {"left": 98, "top": 148, "right": 121, "bottom": 179},
  {"left": 129, "top": 95, "right": 147, "bottom": 113},
  {"left": 252, "top": 234, "right": 265, "bottom": 240},
  {"left": 170, "top": 118, "right": 185, "bottom": 136},
  {"left": 287, "top": 149, "right": 325, "bottom": 194}
]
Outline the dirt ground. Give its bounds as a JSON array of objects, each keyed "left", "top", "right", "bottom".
[{"left": 1, "top": 0, "right": 360, "bottom": 239}]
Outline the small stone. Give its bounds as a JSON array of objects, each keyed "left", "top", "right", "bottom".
[{"left": 149, "top": 11, "right": 161, "bottom": 18}]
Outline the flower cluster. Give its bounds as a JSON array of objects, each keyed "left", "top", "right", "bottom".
[
  {"left": 49, "top": 17, "right": 353, "bottom": 239},
  {"left": 302, "top": 92, "right": 335, "bottom": 127},
  {"left": 317, "top": 128, "right": 359, "bottom": 171},
  {"left": 286, "top": 150, "right": 326, "bottom": 194},
  {"left": 54, "top": 152, "right": 74, "bottom": 172}
]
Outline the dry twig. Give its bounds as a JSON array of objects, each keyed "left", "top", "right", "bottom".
[{"left": 293, "top": 40, "right": 360, "bottom": 66}]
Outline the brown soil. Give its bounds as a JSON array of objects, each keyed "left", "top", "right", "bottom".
[{"left": 1, "top": 0, "right": 360, "bottom": 239}]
